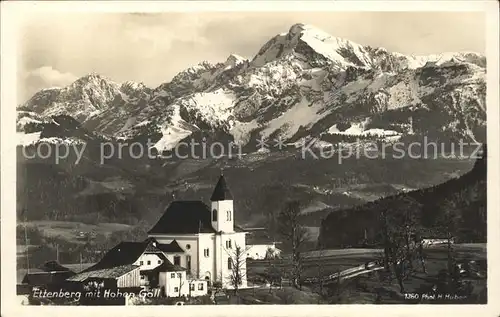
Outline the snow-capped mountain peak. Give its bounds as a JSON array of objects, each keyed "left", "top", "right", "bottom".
[{"left": 252, "top": 23, "right": 371, "bottom": 69}]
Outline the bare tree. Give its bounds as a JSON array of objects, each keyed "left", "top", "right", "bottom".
[
  {"left": 380, "top": 210, "right": 391, "bottom": 272},
  {"left": 226, "top": 245, "right": 250, "bottom": 296},
  {"left": 266, "top": 246, "right": 276, "bottom": 293},
  {"left": 440, "top": 198, "right": 462, "bottom": 283},
  {"left": 389, "top": 236, "right": 407, "bottom": 292},
  {"left": 380, "top": 197, "right": 422, "bottom": 292},
  {"left": 277, "top": 200, "right": 309, "bottom": 290},
  {"left": 403, "top": 207, "right": 419, "bottom": 272}
]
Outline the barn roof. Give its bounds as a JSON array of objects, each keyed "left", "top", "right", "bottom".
[
  {"left": 84, "top": 240, "right": 160, "bottom": 272},
  {"left": 67, "top": 264, "right": 140, "bottom": 282},
  {"left": 210, "top": 174, "right": 233, "bottom": 201},
  {"left": 148, "top": 201, "right": 217, "bottom": 234}
]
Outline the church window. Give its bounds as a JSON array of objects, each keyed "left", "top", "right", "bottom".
[
  {"left": 174, "top": 255, "right": 181, "bottom": 266},
  {"left": 212, "top": 209, "right": 217, "bottom": 221},
  {"left": 228, "top": 257, "right": 232, "bottom": 270},
  {"left": 204, "top": 248, "right": 210, "bottom": 257},
  {"left": 227, "top": 210, "right": 231, "bottom": 221}
]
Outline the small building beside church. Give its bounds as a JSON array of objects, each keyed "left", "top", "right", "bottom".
[{"left": 246, "top": 243, "right": 282, "bottom": 260}]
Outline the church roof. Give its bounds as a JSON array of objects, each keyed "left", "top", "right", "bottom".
[
  {"left": 148, "top": 201, "right": 217, "bottom": 234},
  {"left": 210, "top": 174, "right": 233, "bottom": 201}
]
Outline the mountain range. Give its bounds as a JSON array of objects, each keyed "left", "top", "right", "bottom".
[
  {"left": 18, "top": 23, "right": 486, "bottom": 150},
  {"left": 16, "top": 23, "right": 486, "bottom": 241}
]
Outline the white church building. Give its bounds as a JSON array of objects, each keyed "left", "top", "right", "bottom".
[{"left": 147, "top": 174, "right": 248, "bottom": 289}]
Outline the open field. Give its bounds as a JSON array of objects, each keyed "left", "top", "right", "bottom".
[{"left": 18, "top": 220, "right": 132, "bottom": 243}]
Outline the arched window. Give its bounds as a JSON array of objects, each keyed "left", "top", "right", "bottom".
[
  {"left": 212, "top": 209, "right": 217, "bottom": 221},
  {"left": 227, "top": 210, "right": 231, "bottom": 221}
]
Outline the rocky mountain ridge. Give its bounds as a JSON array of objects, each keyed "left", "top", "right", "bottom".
[{"left": 18, "top": 23, "right": 486, "bottom": 152}]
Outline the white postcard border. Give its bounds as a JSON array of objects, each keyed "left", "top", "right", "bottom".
[{"left": 1, "top": 1, "right": 499, "bottom": 316}]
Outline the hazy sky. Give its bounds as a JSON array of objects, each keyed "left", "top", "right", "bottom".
[{"left": 18, "top": 11, "right": 485, "bottom": 102}]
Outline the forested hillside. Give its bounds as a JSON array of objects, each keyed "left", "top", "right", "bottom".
[{"left": 318, "top": 146, "right": 486, "bottom": 248}]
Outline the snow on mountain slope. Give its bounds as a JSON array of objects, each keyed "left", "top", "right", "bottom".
[
  {"left": 21, "top": 74, "right": 120, "bottom": 119},
  {"left": 17, "top": 132, "right": 42, "bottom": 146},
  {"left": 179, "top": 89, "right": 237, "bottom": 125},
  {"left": 19, "top": 23, "right": 486, "bottom": 151},
  {"left": 152, "top": 105, "right": 193, "bottom": 152},
  {"left": 259, "top": 96, "right": 329, "bottom": 139}
]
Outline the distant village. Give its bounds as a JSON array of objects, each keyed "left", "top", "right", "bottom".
[{"left": 18, "top": 175, "right": 282, "bottom": 305}]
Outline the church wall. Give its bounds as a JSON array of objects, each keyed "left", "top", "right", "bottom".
[
  {"left": 214, "top": 234, "right": 223, "bottom": 282},
  {"left": 163, "top": 252, "right": 184, "bottom": 268},
  {"left": 197, "top": 233, "right": 216, "bottom": 283}
]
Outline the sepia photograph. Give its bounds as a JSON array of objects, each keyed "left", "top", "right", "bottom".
[{"left": 1, "top": 0, "right": 499, "bottom": 315}]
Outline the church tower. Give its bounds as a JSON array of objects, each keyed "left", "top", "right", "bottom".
[{"left": 210, "top": 173, "right": 234, "bottom": 232}]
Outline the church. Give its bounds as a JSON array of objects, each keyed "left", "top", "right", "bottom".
[
  {"left": 146, "top": 173, "right": 248, "bottom": 289},
  {"left": 67, "top": 174, "right": 248, "bottom": 297}
]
